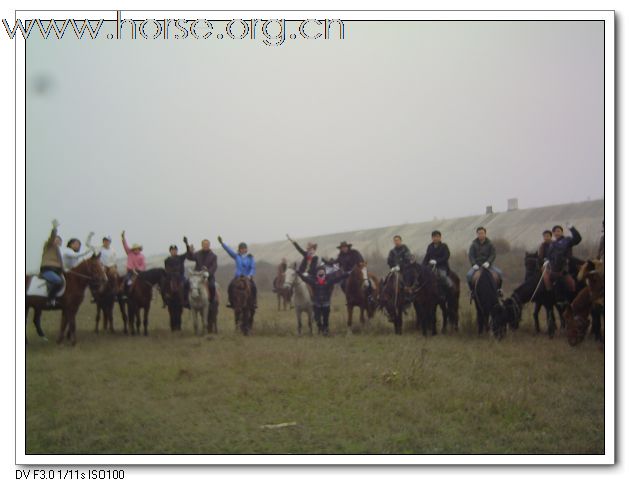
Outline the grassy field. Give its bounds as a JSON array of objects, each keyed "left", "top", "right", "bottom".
[{"left": 25, "top": 290, "right": 605, "bottom": 455}]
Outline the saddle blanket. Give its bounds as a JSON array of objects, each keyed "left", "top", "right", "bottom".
[{"left": 26, "top": 275, "right": 66, "bottom": 298}]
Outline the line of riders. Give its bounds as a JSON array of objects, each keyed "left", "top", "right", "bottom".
[{"left": 36, "top": 216, "right": 603, "bottom": 336}]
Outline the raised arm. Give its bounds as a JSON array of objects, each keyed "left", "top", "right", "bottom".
[
  {"left": 121, "top": 231, "right": 130, "bottom": 255},
  {"left": 569, "top": 226, "right": 582, "bottom": 247},
  {"left": 84, "top": 231, "right": 96, "bottom": 253},
  {"left": 218, "top": 236, "right": 237, "bottom": 259}
]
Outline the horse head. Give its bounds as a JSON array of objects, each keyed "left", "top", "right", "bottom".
[
  {"left": 283, "top": 267, "right": 297, "bottom": 289},
  {"left": 188, "top": 270, "right": 208, "bottom": 301},
  {"left": 82, "top": 253, "right": 108, "bottom": 294}
]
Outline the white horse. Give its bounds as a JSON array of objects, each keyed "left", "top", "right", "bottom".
[
  {"left": 283, "top": 267, "right": 314, "bottom": 335},
  {"left": 188, "top": 270, "right": 210, "bottom": 335}
]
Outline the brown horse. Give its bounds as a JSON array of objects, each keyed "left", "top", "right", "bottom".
[
  {"left": 272, "top": 269, "right": 292, "bottom": 311},
  {"left": 345, "top": 262, "right": 379, "bottom": 328},
  {"left": 564, "top": 260, "right": 605, "bottom": 346},
  {"left": 126, "top": 268, "right": 166, "bottom": 336},
  {"left": 93, "top": 266, "right": 127, "bottom": 334},
  {"left": 378, "top": 270, "right": 406, "bottom": 335},
  {"left": 231, "top": 276, "right": 256, "bottom": 335},
  {"left": 25, "top": 255, "right": 107, "bottom": 345}
]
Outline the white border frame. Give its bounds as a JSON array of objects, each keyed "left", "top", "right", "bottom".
[{"left": 12, "top": 8, "right": 615, "bottom": 466}]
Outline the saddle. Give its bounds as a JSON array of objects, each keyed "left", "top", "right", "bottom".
[
  {"left": 471, "top": 268, "right": 501, "bottom": 288},
  {"left": 27, "top": 274, "right": 66, "bottom": 299}
]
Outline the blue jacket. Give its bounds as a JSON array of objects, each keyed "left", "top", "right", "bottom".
[{"left": 221, "top": 243, "right": 256, "bottom": 277}]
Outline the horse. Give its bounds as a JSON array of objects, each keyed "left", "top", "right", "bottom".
[
  {"left": 283, "top": 267, "right": 314, "bottom": 335},
  {"left": 432, "top": 267, "right": 461, "bottom": 333},
  {"left": 469, "top": 267, "right": 506, "bottom": 339},
  {"left": 272, "top": 269, "right": 292, "bottom": 311},
  {"left": 564, "top": 260, "right": 605, "bottom": 346},
  {"left": 125, "top": 268, "right": 166, "bottom": 336},
  {"left": 162, "top": 271, "right": 186, "bottom": 331},
  {"left": 93, "top": 266, "right": 127, "bottom": 334},
  {"left": 378, "top": 270, "right": 406, "bottom": 335},
  {"left": 188, "top": 270, "right": 211, "bottom": 335},
  {"left": 25, "top": 254, "right": 107, "bottom": 345},
  {"left": 231, "top": 276, "right": 256, "bottom": 335},
  {"left": 345, "top": 262, "right": 379, "bottom": 328},
  {"left": 401, "top": 262, "right": 440, "bottom": 336}
]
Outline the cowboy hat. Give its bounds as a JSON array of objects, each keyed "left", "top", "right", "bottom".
[
  {"left": 131, "top": 243, "right": 143, "bottom": 251},
  {"left": 336, "top": 241, "right": 352, "bottom": 249},
  {"left": 306, "top": 242, "right": 318, "bottom": 250}
]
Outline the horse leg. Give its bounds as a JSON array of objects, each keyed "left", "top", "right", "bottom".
[
  {"left": 143, "top": 306, "right": 149, "bottom": 336},
  {"left": 476, "top": 307, "right": 485, "bottom": 336},
  {"left": 95, "top": 304, "right": 101, "bottom": 334},
  {"left": 359, "top": 305, "right": 366, "bottom": 324},
  {"left": 533, "top": 302, "right": 541, "bottom": 334},
  {"left": 33, "top": 308, "right": 46, "bottom": 339},
  {"left": 308, "top": 309, "right": 313, "bottom": 336},
  {"left": 347, "top": 305, "right": 353, "bottom": 328},
  {"left": 57, "top": 312, "right": 68, "bottom": 344},
  {"left": 440, "top": 301, "right": 448, "bottom": 334},
  {"left": 547, "top": 305, "right": 556, "bottom": 338},
  {"left": 70, "top": 313, "right": 77, "bottom": 346},
  {"left": 297, "top": 309, "right": 302, "bottom": 336}
]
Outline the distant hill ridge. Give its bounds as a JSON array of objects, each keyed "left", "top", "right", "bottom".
[{"left": 141, "top": 199, "right": 604, "bottom": 268}]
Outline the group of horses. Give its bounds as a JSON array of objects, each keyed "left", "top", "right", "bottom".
[
  {"left": 25, "top": 259, "right": 220, "bottom": 344},
  {"left": 274, "top": 255, "right": 605, "bottom": 345},
  {"left": 25, "top": 251, "right": 604, "bottom": 346}
]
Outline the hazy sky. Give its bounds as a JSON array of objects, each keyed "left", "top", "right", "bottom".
[{"left": 26, "top": 20, "right": 604, "bottom": 270}]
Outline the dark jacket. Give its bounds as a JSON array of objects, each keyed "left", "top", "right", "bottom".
[
  {"left": 298, "top": 271, "right": 349, "bottom": 306},
  {"left": 468, "top": 238, "right": 496, "bottom": 266},
  {"left": 185, "top": 246, "right": 218, "bottom": 281},
  {"left": 329, "top": 248, "right": 364, "bottom": 272},
  {"left": 164, "top": 254, "right": 187, "bottom": 276},
  {"left": 537, "top": 241, "right": 552, "bottom": 266},
  {"left": 291, "top": 241, "right": 319, "bottom": 276},
  {"left": 548, "top": 227, "right": 582, "bottom": 272},
  {"left": 422, "top": 242, "right": 450, "bottom": 271},
  {"left": 387, "top": 245, "right": 412, "bottom": 269}
]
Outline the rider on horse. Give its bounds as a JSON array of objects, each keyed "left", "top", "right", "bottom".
[
  {"left": 62, "top": 234, "right": 94, "bottom": 271},
  {"left": 164, "top": 241, "right": 189, "bottom": 307},
  {"left": 537, "top": 230, "right": 553, "bottom": 267},
  {"left": 87, "top": 233, "right": 117, "bottom": 269},
  {"left": 185, "top": 237, "right": 218, "bottom": 300},
  {"left": 121, "top": 230, "right": 146, "bottom": 291},
  {"left": 287, "top": 234, "right": 319, "bottom": 276},
  {"left": 422, "top": 230, "right": 453, "bottom": 288},
  {"left": 325, "top": 241, "right": 365, "bottom": 292},
  {"left": 298, "top": 264, "right": 350, "bottom": 336},
  {"left": 387, "top": 235, "right": 412, "bottom": 272},
  {"left": 218, "top": 236, "right": 257, "bottom": 309},
  {"left": 466, "top": 226, "right": 503, "bottom": 292},
  {"left": 39, "top": 219, "right": 64, "bottom": 303},
  {"left": 543, "top": 224, "right": 582, "bottom": 293}
]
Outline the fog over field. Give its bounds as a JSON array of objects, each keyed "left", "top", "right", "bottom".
[{"left": 26, "top": 20, "right": 604, "bottom": 271}]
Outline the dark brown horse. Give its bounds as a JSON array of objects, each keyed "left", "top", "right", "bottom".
[
  {"left": 378, "top": 270, "right": 406, "bottom": 335},
  {"left": 232, "top": 276, "right": 256, "bottom": 335},
  {"left": 126, "top": 268, "right": 166, "bottom": 336},
  {"left": 402, "top": 262, "right": 441, "bottom": 336},
  {"left": 272, "top": 269, "right": 292, "bottom": 311},
  {"left": 162, "top": 272, "right": 186, "bottom": 331},
  {"left": 345, "top": 262, "right": 379, "bottom": 328},
  {"left": 434, "top": 269, "right": 461, "bottom": 333},
  {"left": 93, "top": 266, "right": 127, "bottom": 334},
  {"left": 25, "top": 255, "right": 107, "bottom": 345}
]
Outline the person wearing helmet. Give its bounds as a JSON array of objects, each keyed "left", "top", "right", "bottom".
[{"left": 218, "top": 236, "right": 257, "bottom": 309}]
